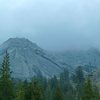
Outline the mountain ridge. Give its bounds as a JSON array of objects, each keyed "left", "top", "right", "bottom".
[
  {"left": 0, "top": 38, "right": 100, "bottom": 80},
  {"left": 0, "top": 38, "right": 64, "bottom": 79}
]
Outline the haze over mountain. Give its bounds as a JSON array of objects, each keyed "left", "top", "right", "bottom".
[
  {"left": 0, "top": 38, "right": 100, "bottom": 79},
  {"left": 0, "top": 1, "right": 100, "bottom": 99},
  {"left": 0, "top": 0, "right": 100, "bottom": 51},
  {"left": 0, "top": 38, "right": 64, "bottom": 79}
]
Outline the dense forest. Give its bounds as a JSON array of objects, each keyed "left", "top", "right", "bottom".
[{"left": 0, "top": 52, "right": 100, "bottom": 100}]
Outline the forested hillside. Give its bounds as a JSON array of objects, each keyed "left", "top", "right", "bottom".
[{"left": 0, "top": 52, "right": 100, "bottom": 100}]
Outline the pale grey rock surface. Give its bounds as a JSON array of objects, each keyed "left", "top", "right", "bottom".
[
  {"left": 0, "top": 38, "right": 99, "bottom": 80},
  {"left": 0, "top": 38, "right": 64, "bottom": 79}
]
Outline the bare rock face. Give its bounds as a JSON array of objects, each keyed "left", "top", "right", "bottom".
[
  {"left": 54, "top": 48, "right": 100, "bottom": 69},
  {"left": 0, "top": 38, "right": 63, "bottom": 79},
  {"left": 1, "top": 38, "right": 98, "bottom": 80}
]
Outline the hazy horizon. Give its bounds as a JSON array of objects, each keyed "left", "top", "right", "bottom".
[{"left": 0, "top": 0, "right": 100, "bottom": 51}]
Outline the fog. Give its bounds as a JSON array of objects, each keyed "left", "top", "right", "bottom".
[{"left": 0, "top": 0, "right": 100, "bottom": 51}]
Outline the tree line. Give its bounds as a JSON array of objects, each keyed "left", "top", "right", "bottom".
[{"left": 0, "top": 52, "right": 100, "bottom": 100}]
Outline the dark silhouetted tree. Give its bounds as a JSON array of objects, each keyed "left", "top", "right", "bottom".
[
  {"left": 0, "top": 52, "right": 14, "bottom": 100},
  {"left": 74, "top": 66, "right": 85, "bottom": 100},
  {"left": 82, "top": 77, "right": 94, "bottom": 100},
  {"left": 53, "top": 85, "right": 63, "bottom": 100}
]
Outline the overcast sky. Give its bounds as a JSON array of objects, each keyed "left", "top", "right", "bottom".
[{"left": 0, "top": 0, "right": 100, "bottom": 51}]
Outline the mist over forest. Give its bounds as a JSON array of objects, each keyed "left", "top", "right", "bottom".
[
  {"left": 0, "top": 0, "right": 100, "bottom": 51},
  {"left": 0, "top": 0, "right": 100, "bottom": 100}
]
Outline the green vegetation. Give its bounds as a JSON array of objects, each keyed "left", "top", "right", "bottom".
[
  {"left": 0, "top": 52, "right": 100, "bottom": 100},
  {"left": 0, "top": 51, "right": 14, "bottom": 100}
]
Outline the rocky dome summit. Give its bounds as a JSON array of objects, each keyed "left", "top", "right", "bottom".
[
  {"left": 0, "top": 38, "right": 63, "bottom": 79},
  {"left": 1, "top": 38, "right": 40, "bottom": 50}
]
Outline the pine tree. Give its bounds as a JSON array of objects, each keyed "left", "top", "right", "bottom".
[
  {"left": 0, "top": 52, "right": 14, "bottom": 100},
  {"left": 93, "top": 85, "right": 100, "bottom": 100},
  {"left": 74, "top": 66, "right": 85, "bottom": 100},
  {"left": 49, "top": 75, "right": 58, "bottom": 90},
  {"left": 82, "top": 77, "right": 94, "bottom": 100},
  {"left": 53, "top": 85, "right": 63, "bottom": 100},
  {"left": 60, "top": 68, "right": 74, "bottom": 100},
  {"left": 24, "top": 80, "right": 31, "bottom": 100},
  {"left": 45, "top": 84, "right": 52, "bottom": 100},
  {"left": 60, "top": 69, "right": 70, "bottom": 91},
  {"left": 16, "top": 82, "right": 25, "bottom": 100},
  {"left": 30, "top": 80, "right": 44, "bottom": 100}
]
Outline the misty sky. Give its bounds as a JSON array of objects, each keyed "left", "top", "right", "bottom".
[{"left": 0, "top": 0, "right": 100, "bottom": 51}]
